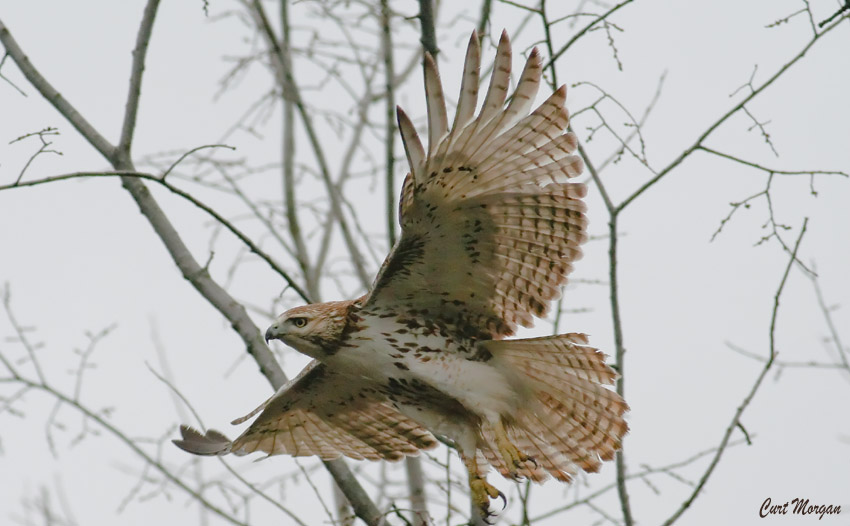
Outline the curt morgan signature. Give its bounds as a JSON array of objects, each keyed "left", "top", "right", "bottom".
[{"left": 760, "top": 497, "right": 842, "bottom": 520}]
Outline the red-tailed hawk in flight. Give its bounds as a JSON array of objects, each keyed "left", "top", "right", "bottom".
[{"left": 175, "top": 30, "right": 628, "bottom": 519}]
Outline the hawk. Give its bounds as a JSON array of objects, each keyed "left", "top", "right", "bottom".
[{"left": 175, "top": 30, "right": 628, "bottom": 519}]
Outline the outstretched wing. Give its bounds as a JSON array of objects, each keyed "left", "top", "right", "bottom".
[
  {"left": 364, "top": 31, "right": 586, "bottom": 338},
  {"left": 174, "top": 360, "right": 438, "bottom": 461}
]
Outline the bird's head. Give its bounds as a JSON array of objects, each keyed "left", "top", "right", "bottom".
[{"left": 265, "top": 300, "right": 353, "bottom": 359}]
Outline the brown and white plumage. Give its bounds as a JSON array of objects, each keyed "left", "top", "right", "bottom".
[
  {"left": 176, "top": 359, "right": 437, "bottom": 461},
  {"left": 376, "top": 32, "right": 584, "bottom": 337},
  {"left": 175, "top": 30, "right": 627, "bottom": 519}
]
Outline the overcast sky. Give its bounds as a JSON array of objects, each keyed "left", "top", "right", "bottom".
[{"left": 1, "top": 1, "right": 848, "bottom": 525}]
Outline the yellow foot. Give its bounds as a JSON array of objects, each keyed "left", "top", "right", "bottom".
[
  {"left": 499, "top": 439, "right": 537, "bottom": 471},
  {"left": 493, "top": 421, "right": 537, "bottom": 477},
  {"left": 470, "top": 476, "right": 505, "bottom": 523}
]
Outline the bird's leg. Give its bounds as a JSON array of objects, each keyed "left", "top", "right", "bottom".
[
  {"left": 492, "top": 418, "right": 536, "bottom": 476},
  {"left": 463, "top": 453, "right": 504, "bottom": 522}
]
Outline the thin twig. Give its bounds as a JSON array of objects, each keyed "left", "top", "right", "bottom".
[
  {"left": 381, "top": 0, "right": 398, "bottom": 247},
  {"left": 662, "top": 219, "right": 808, "bottom": 526},
  {"left": 10, "top": 126, "right": 63, "bottom": 184},
  {"left": 542, "top": 0, "right": 635, "bottom": 73},
  {"left": 700, "top": 146, "right": 848, "bottom": 179},
  {"left": 596, "top": 72, "right": 666, "bottom": 172},
  {"left": 161, "top": 144, "right": 235, "bottom": 180},
  {"left": 618, "top": 19, "right": 846, "bottom": 212},
  {"left": 1, "top": 285, "right": 48, "bottom": 387},
  {"left": 726, "top": 341, "right": 849, "bottom": 371},
  {"left": 477, "top": 0, "right": 493, "bottom": 39},
  {"left": 608, "top": 211, "right": 633, "bottom": 526},
  {"left": 0, "top": 52, "right": 27, "bottom": 95}
]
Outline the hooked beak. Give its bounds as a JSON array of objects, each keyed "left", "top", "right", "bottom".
[{"left": 265, "top": 323, "right": 280, "bottom": 343}]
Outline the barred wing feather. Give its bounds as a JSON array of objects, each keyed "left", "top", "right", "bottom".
[
  {"left": 173, "top": 361, "right": 438, "bottom": 461},
  {"left": 365, "top": 30, "right": 585, "bottom": 338}
]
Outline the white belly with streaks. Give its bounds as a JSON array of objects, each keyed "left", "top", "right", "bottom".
[{"left": 328, "top": 315, "right": 518, "bottom": 419}]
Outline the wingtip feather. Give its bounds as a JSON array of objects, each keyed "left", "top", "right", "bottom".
[
  {"left": 423, "top": 52, "right": 449, "bottom": 157},
  {"left": 397, "top": 106, "right": 425, "bottom": 184},
  {"left": 173, "top": 425, "right": 232, "bottom": 456},
  {"left": 449, "top": 29, "right": 482, "bottom": 137}
]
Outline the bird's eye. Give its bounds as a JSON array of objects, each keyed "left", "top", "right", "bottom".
[{"left": 291, "top": 317, "right": 308, "bottom": 328}]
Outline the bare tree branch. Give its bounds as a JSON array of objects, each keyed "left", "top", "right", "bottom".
[
  {"left": 117, "top": 0, "right": 160, "bottom": 159},
  {"left": 539, "top": 14, "right": 633, "bottom": 523},
  {"left": 418, "top": 0, "right": 439, "bottom": 57},
  {"left": 618, "top": 18, "right": 846, "bottom": 212},
  {"left": 279, "top": 0, "right": 314, "bottom": 295},
  {"left": 699, "top": 146, "right": 848, "bottom": 179},
  {"left": 405, "top": 454, "right": 430, "bottom": 526},
  {"left": 246, "top": 0, "right": 372, "bottom": 289},
  {"left": 818, "top": 0, "right": 850, "bottom": 27},
  {"left": 381, "top": 0, "right": 398, "bottom": 247}
]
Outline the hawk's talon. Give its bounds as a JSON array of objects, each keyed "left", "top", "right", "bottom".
[
  {"left": 470, "top": 476, "right": 504, "bottom": 522},
  {"left": 511, "top": 452, "right": 535, "bottom": 469},
  {"left": 478, "top": 498, "right": 502, "bottom": 525}
]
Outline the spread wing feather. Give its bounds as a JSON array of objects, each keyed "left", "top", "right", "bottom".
[
  {"left": 173, "top": 361, "right": 438, "bottom": 461},
  {"left": 398, "top": 108, "right": 425, "bottom": 184},
  {"left": 365, "top": 31, "right": 585, "bottom": 337},
  {"left": 476, "top": 31, "right": 512, "bottom": 133},
  {"left": 449, "top": 33, "right": 481, "bottom": 139},
  {"left": 423, "top": 53, "right": 449, "bottom": 160}
]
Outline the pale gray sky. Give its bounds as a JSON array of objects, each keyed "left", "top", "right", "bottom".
[{"left": 1, "top": 1, "right": 848, "bottom": 525}]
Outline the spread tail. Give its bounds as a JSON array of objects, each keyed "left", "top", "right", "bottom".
[{"left": 480, "top": 333, "right": 629, "bottom": 482}]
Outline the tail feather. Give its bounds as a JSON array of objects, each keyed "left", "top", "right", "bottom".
[
  {"left": 507, "top": 426, "right": 576, "bottom": 482},
  {"left": 525, "top": 364, "right": 628, "bottom": 427},
  {"left": 523, "top": 398, "right": 602, "bottom": 473},
  {"left": 487, "top": 333, "right": 619, "bottom": 385},
  {"left": 480, "top": 333, "right": 628, "bottom": 482}
]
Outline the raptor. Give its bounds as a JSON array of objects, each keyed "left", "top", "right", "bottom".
[{"left": 175, "top": 30, "right": 629, "bottom": 520}]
